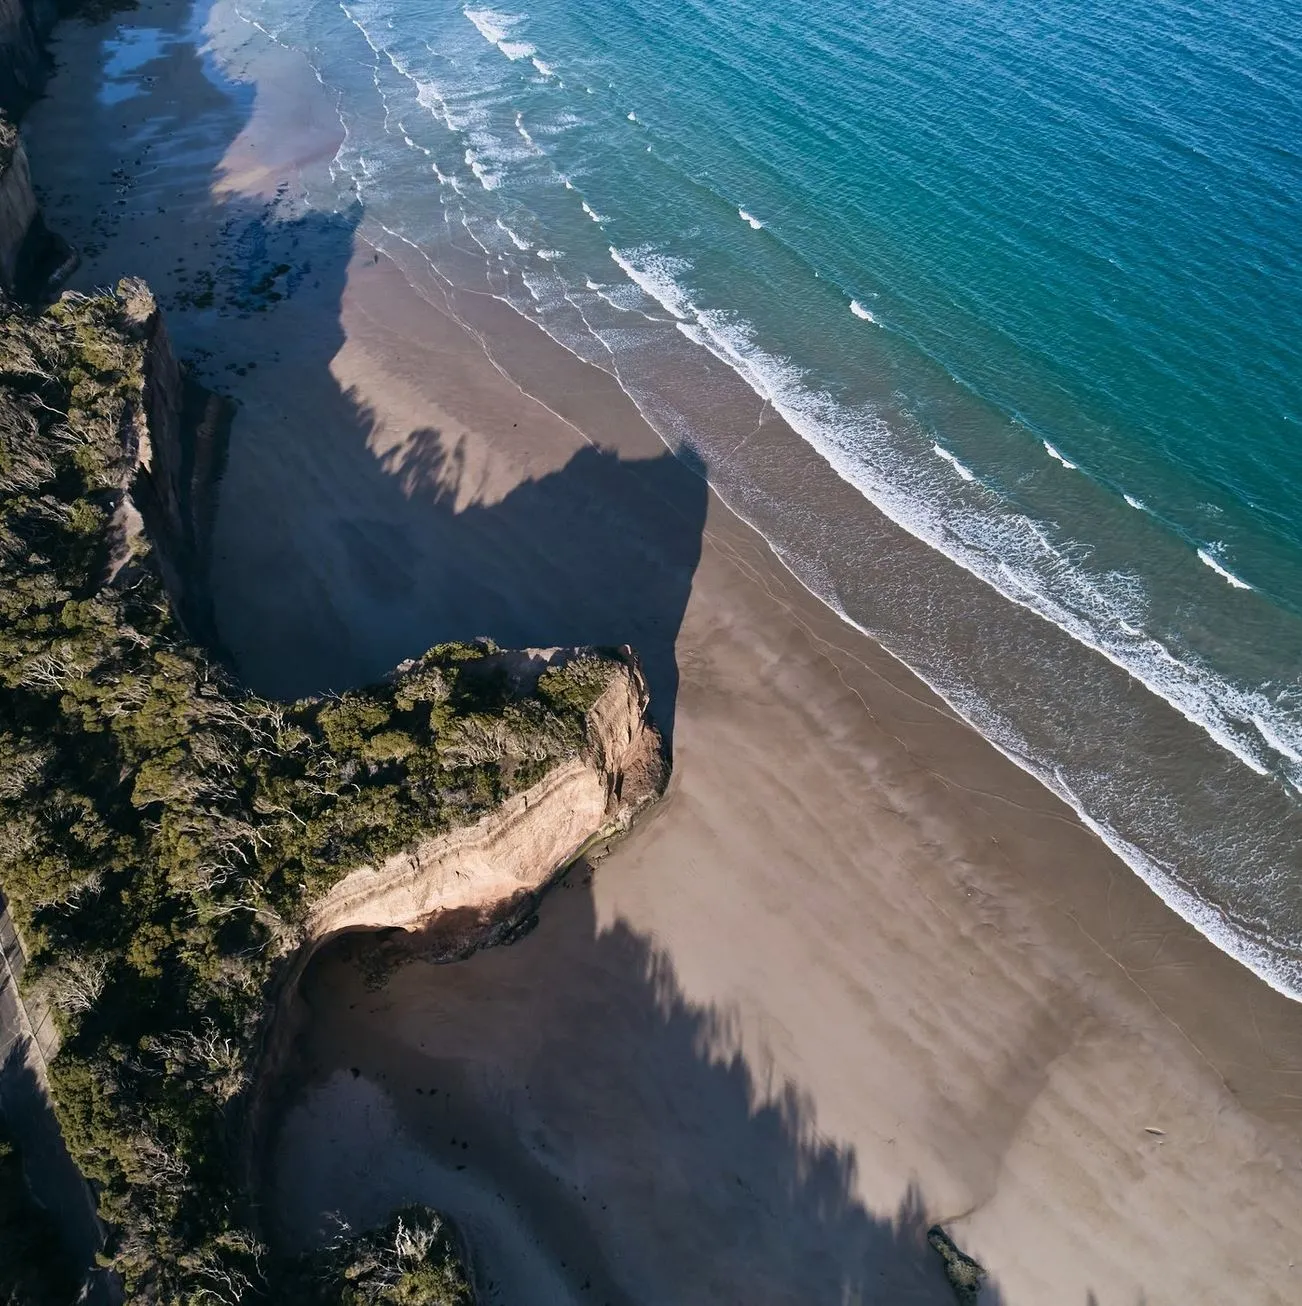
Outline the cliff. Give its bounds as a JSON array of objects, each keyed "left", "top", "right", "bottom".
[
  {"left": 111, "top": 278, "right": 229, "bottom": 642},
  {"left": 0, "top": 121, "right": 35, "bottom": 288},
  {"left": 0, "top": 0, "right": 54, "bottom": 117},
  {"left": 0, "top": 115, "right": 66, "bottom": 297},
  {"left": 304, "top": 649, "right": 661, "bottom": 943},
  {"left": 0, "top": 0, "right": 71, "bottom": 298},
  {"left": 0, "top": 278, "right": 668, "bottom": 1298}
]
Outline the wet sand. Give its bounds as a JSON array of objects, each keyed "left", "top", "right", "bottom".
[{"left": 23, "top": 2, "right": 1302, "bottom": 1303}]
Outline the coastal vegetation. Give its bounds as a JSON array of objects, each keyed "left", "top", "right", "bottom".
[
  {"left": 0, "top": 282, "right": 626, "bottom": 1298},
  {"left": 281, "top": 1207, "right": 475, "bottom": 1305}
]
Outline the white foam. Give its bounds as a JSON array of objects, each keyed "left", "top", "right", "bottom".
[
  {"left": 463, "top": 7, "right": 534, "bottom": 60},
  {"left": 1124, "top": 493, "right": 1146, "bottom": 511},
  {"left": 495, "top": 218, "right": 531, "bottom": 250},
  {"left": 849, "top": 299, "right": 878, "bottom": 324},
  {"left": 608, "top": 246, "right": 692, "bottom": 320},
  {"left": 581, "top": 199, "right": 607, "bottom": 224},
  {"left": 536, "top": 249, "right": 562, "bottom": 261},
  {"left": 627, "top": 111, "right": 638, "bottom": 122},
  {"left": 932, "top": 443, "right": 976, "bottom": 482},
  {"left": 1043, "top": 441, "right": 1078, "bottom": 470},
  {"left": 584, "top": 278, "right": 602, "bottom": 290},
  {"left": 531, "top": 57, "right": 556, "bottom": 78},
  {"left": 514, "top": 112, "right": 536, "bottom": 148},
  {"left": 464, "top": 148, "right": 499, "bottom": 189},
  {"left": 739, "top": 208, "right": 763, "bottom": 230},
  {"left": 1198, "top": 547, "right": 1252, "bottom": 590},
  {"left": 1253, "top": 714, "right": 1302, "bottom": 765}
]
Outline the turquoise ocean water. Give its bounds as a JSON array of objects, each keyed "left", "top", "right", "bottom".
[{"left": 202, "top": 0, "right": 1302, "bottom": 989}]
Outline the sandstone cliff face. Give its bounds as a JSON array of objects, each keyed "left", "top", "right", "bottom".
[{"left": 304, "top": 651, "right": 663, "bottom": 944}]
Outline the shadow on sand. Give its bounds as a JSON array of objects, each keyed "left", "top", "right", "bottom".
[
  {"left": 33, "top": 4, "right": 1023, "bottom": 1302},
  {"left": 34, "top": 0, "right": 708, "bottom": 748},
  {"left": 271, "top": 867, "right": 1010, "bottom": 1306}
]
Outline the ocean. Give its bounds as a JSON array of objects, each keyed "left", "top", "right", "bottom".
[{"left": 204, "top": 0, "right": 1302, "bottom": 991}]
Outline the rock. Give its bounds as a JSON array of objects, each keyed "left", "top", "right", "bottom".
[{"left": 927, "top": 1225, "right": 988, "bottom": 1304}]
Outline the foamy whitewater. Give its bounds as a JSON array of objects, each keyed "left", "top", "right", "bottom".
[{"left": 216, "top": 0, "right": 1302, "bottom": 993}]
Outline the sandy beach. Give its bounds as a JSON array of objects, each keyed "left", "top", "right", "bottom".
[{"left": 24, "top": 3, "right": 1302, "bottom": 1303}]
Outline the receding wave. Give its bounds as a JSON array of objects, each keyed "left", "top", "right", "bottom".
[
  {"left": 600, "top": 245, "right": 1302, "bottom": 997},
  {"left": 463, "top": 6, "right": 535, "bottom": 61},
  {"left": 495, "top": 217, "right": 531, "bottom": 249},
  {"left": 608, "top": 246, "right": 692, "bottom": 320}
]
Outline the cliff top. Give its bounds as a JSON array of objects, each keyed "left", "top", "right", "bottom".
[{"left": 0, "top": 279, "right": 662, "bottom": 1299}]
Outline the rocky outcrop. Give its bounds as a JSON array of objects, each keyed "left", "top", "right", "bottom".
[
  {"left": 928, "top": 1226, "right": 988, "bottom": 1304},
  {"left": 0, "top": 0, "right": 68, "bottom": 297},
  {"left": 304, "top": 649, "right": 662, "bottom": 943},
  {"left": 243, "top": 647, "right": 665, "bottom": 1209},
  {"left": 115, "top": 278, "right": 230, "bottom": 643},
  {"left": 270, "top": 646, "right": 662, "bottom": 995},
  {"left": 0, "top": 121, "right": 36, "bottom": 288},
  {"left": 0, "top": 115, "right": 67, "bottom": 297}
]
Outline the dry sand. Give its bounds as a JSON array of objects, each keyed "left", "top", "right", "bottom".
[{"left": 23, "top": 3, "right": 1302, "bottom": 1303}]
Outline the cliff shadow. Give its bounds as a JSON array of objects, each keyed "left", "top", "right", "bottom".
[
  {"left": 267, "top": 868, "right": 1009, "bottom": 1306},
  {"left": 195, "top": 206, "right": 708, "bottom": 748},
  {"left": 24, "top": 0, "right": 709, "bottom": 747},
  {"left": 0, "top": 1041, "right": 104, "bottom": 1298},
  {"left": 190, "top": 216, "right": 709, "bottom": 750}
]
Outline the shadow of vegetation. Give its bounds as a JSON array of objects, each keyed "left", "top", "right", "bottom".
[{"left": 273, "top": 868, "right": 1008, "bottom": 1306}]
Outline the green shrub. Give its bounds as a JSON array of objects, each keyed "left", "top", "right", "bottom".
[
  {"left": 0, "top": 284, "right": 621, "bottom": 1300},
  {"left": 282, "top": 1206, "right": 474, "bottom": 1305}
]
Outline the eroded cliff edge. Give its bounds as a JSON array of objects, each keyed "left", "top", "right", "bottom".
[
  {"left": 0, "top": 267, "right": 668, "bottom": 1299},
  {"left": 252, "top": 646, "right": 664, "bottom": 1190},
  {"left": 0, "top": 5, "right": 669, "bottom": 1294}
]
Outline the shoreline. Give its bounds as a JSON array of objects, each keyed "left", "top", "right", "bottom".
[
  {"left": 22, "top": 2, "right": 1302, "bottom": 1301},
  {"left": 278, "top": 18, "right": 1302, "bottom": 1001}
]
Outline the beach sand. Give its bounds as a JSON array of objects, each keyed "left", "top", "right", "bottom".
[{"left": 24, "top": 3, "right": 1302, "bottom": 1303}]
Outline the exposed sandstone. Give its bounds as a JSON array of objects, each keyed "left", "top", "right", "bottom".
[{"left": 303, "top": 649, "right": 662, "bottom": 945}]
